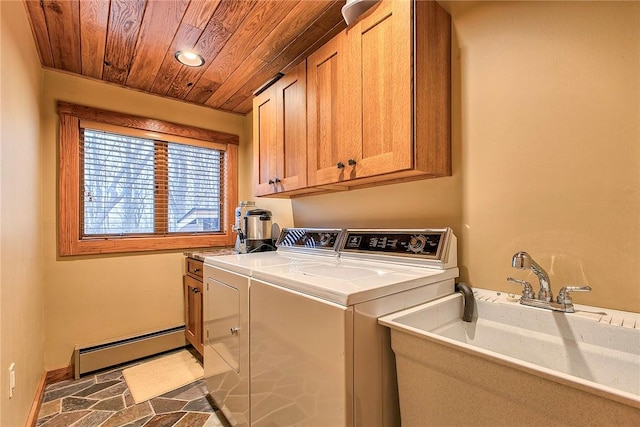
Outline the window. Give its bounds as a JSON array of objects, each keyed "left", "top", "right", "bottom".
[
  {"left": 58, "top": 102, "right": 238, "bottom": 256},
  {"left": 81, "top": 129, "right": 223, "bottom": 235}
]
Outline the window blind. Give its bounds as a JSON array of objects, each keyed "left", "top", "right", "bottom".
[
  {"left": 167, "top": 143, "right": 223, "bottom": 233},
  {"left": 80, "top": 128, "right": 224, "bottom": 237}
]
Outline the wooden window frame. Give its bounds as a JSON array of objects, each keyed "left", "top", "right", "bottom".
[{"left": 57, "top": 101, "right": 239, "bottom": 256}]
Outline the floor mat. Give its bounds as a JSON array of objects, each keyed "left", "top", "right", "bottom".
[{"left": 123, "top": 350, "right": 204, "bottom": 404}]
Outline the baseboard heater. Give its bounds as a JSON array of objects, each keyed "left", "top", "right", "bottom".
[{"left": 73, "top": 325, "right": 188, "bottom": 379}]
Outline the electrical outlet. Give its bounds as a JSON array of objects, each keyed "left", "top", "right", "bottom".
[{"left": 8, "top": 363, "right": 16, "bottom": 399}]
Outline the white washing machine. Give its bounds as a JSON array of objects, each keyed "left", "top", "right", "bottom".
[{"left": 204, "top": 228, "right": 458, "bottom": 427}]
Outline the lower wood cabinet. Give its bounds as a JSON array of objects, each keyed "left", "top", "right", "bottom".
[{"left": 184, "top": 258, "right": 204, "bottom": 357}]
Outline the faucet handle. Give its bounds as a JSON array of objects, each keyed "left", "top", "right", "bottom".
[
  {"left": 557, "top": 286, "right": 592, "bottom": 305},
  {"left": 507, "top": 277, "right": 535, "bottom": 299}
]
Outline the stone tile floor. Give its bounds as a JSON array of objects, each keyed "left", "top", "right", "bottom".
[{"left": 36, "top": 352, "right": 230, "bottom": 427}]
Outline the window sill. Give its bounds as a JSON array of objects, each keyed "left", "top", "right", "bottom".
[{"left": 60, "top": 234, "right": 235, "bottom": 256}]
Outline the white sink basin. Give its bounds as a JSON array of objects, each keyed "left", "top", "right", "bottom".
[{"left": 379, "top": 288, "right": 640, "bottom": 426}]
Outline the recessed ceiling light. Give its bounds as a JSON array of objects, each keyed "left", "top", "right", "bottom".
[{"left": 174, "top": 51, "right": 205, "bottom": 67}]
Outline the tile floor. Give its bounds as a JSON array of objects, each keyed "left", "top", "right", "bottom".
[{"left": 36, "top": 352, "right": 230, "bottom": 427}]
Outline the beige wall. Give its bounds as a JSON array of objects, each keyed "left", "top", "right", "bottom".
[
  {"left": 452, "top": 1, "right": 639, "bottom": 312},
  {"left": 292, "top": 1, "right": 640, "bottom": 312},
  {"left": 41, "top": 71, "right": 247, "bottom": 369},
  {"left": 1, "top": 1, "right": 45, "bottom": 425}
]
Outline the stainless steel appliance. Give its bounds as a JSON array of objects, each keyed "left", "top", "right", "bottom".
[
  {"left": 233, "top": 201, "right": 276, "bottom": 253},
  {"left": 243, "top": 209, "right": 275, "bottom": 253}
]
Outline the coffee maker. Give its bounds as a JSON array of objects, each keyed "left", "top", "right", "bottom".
[
  {"left": 233, "top": 201, "right": 276, "bottom": 253},
  {"left": 244, "top": 209, "right": 275, "bottom": 253}
]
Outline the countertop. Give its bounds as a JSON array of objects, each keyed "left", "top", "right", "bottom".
[{"left": 183, "top": 246, "right": 236, "bottom": 261}]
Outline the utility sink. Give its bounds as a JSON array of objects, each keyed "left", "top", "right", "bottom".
[{"left": 379, "top": 288, "right": 640, "bottom": 426}]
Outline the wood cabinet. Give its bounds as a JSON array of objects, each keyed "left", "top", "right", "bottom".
[
  {"left": 184, "top": 258, "right": 204, "bottom": 357},
  {"left": 254, "top": 0, "right": 451, "bottom": 196},
  {"left": 353, "top": 0, "right": 414, "bottom": 178},
  {"left": 253, "top": 60, "right": 310, "bottom": 196},
  {"left": 307, "top": 30, "right": 360, "bottom": 186},
  {"left": 307, "top": 0, "right": 451, "bottom": 188},
  {"left": 307, "top": 0, "right": 415, "bottom": 187}
]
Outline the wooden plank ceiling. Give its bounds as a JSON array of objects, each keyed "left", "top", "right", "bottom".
[{"left": 24, "top": 0, "right": 346, "bottom": 114}]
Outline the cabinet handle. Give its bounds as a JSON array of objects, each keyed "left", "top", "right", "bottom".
[
  {"left": 348, "top": 158, "right": 357, "bottom": 166},
  {"left": 268, "top": 179, "right": 274, "bottom": 185},
  {"left": 274, "top": 177, "right": 281, "bottom": 183},
  {"left": 193, "top": 268, "right": 199, "bottom": 273},
  {"left": 193, "top": 288, "right": 200, "bottom": 294},
  {"left": 337, "top": 162, "right": 345, "bottom": 169},
  {"left": 230, "top": 327, "right": 240, "bottom": 335}
]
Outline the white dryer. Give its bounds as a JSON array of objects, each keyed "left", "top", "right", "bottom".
[{"left": 203, "top": 229, "right": 343, "bottom": 426}]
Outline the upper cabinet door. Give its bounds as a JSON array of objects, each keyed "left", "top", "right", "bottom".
[
  {"left": 307, "top": 0, "right": 414, "bottom": 187},
  {"left": 307, "top": 32, "right": 361, "bottom": 187},
  {"left": 276, "top": 61, "right": 307, "bottom": 193},
  {"left": 254, "top": 61, "right": 308, "bottom": 196},
  {"left": 354, "top": 0, "right": 413, "bottom": 177},
  {"left": 253, "top": 88, "right": 278, "bottom": 196}
]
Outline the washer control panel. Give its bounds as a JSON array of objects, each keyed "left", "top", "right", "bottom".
[
  {"left": 276, "top": 228, "right": 344, "bottom": 251},
  {"left": 340, "top": 229, "right": 449, "bottom": 260}
]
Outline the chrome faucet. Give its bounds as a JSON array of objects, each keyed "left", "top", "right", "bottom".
[
  {"left": 511, "top": 251, "right": 552, "bottom": 302},
  {"left": 508, "top": 251, "right": 592, "bottom": 313}
]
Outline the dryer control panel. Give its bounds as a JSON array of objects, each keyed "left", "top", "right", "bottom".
[{"left": 275, "top": 228, "right": 344, "bottom": 251}]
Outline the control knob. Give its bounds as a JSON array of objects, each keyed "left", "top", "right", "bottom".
[
  {"left": 408, "top": 235, "right": 427, "bottom": 253},
  {"left": 319, "top": 233, "right": 331, "bottom": 246}
]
